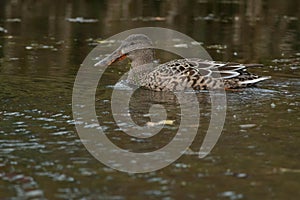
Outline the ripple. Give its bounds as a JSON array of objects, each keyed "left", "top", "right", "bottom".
[
  {"left": 219, "top": 191, "right": 244, "bottom": 200},
  {"left": 50, "top": 131, "right": 71, "bottom": 136},
  {"left": 66, "top": 17, "right": 98, "bottom": 23}
]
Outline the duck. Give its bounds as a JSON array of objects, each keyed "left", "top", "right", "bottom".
[{"left": 94, "top": 34, "right": 270, "bottom": 91}]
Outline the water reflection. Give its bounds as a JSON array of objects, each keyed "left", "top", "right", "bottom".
[
  {"left": 0, "top": 0, "right": 300, "bottom": 199},
  {"left": 0, "top": 0, "right": 299, "bottom": 73}
]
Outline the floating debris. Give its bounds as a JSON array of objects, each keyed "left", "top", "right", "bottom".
[
  {"left": 174, "top": 163, "right": 190, "bottom": 169},
  {"left": 6, "top": 18, "right": 21, "bottom": 23},
  {"left": 194, "top": 14, "right": 216, "bottom": 21},
  {"left": 66, "top": 17, "right": 98, "bottom": 23},
  {"left": 36, "top": 117, "right": 55, "bottom": 122},
  {"left": 25, "top": 190, "right": 44, "bottom": 199},
  {"left": 3, "top": 111, "right": 24, "bottom": 117},
  {"left": 195, "top": 14, "right": 232, "bottom": 23},
  {"left": 270, "top": 102, "right": 276, "bottom": 108},
  {"left": 290, "top": 66, "right": 298, "bottom": 70},
  {"left": 206, "top": 44, "right": 227, "bottom": 50},
  {"left": 131, "top": 16, "right": 166, "bottom": 22},
  {"left": 219, "top": 191, "right": 243, "bottom": 199},
  {"left": 235, "top": 173, "right": 248, "bottom": 179},
  {"left": 5, "top": 57, "right": 20, "bottom": 61},
  {"left": 97, "top": 39, "right": 116, "bottom": 44},
  {"left": 51, "top": 131, "right": 70, "bottom": 136},
  {"left": 174, "top": 43, "right": 188, "bottom": 48},
  {"left": 146, "top": 120, "right": 174, "bottom": 127},
  {"left": 239, "top": 124, "right": 256, "bottom": 129},
  {"left": 25, "top": 43, "right": 55, "bottom": 50},
  {"left": 272, "top": 58, "right": 292, "bottom": 63},
  {"left": 283, "top": 15, "right": 298, "bottom": 22},
  {"left": 0, "top": 26, "right": 8, "bottom": 33},
  {"left": 25, "top": 46, "right": 33, "bottom": 50},
  {"left": 51, "top": 113, "right": 63, "bottom": 118},
  {"left": 279, "top": 167, "right": 300, "bottom": 173},
  {"left": 287, "top": 109, "right": 293, "bottom": 113},
  {"left": 84, "top": 123, "right": 100, "bottom": 128},
  {"left": 86, "top": 38, "right": 99, "bottom": 46},
  {"left": 191, "top": 41, "right": 203, "bottom": 46}
]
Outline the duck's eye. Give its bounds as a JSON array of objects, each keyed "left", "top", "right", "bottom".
[{"left": 129, "top": 41, "right": 136, "bottom": 46}]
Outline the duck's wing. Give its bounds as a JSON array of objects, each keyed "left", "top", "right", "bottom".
[
  {"left": 143, "top": 58, "right": 270, "bottom": 91},
  {"left": 176, "top": 58, "right": 264, "bottom": 79},
  {"left": 161, "top": 58, "right": 270, "bottom": 88}
]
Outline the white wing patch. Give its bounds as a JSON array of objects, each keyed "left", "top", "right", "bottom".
[{"left": 239, "top": 76, "right": 271, "bottom": 85}]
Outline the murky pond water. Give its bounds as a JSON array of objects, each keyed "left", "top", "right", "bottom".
[{"left": 0, "top": 1, "right": 299, "bottom": 199}]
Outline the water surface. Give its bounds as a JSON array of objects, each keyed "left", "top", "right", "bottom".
[{"left": 0, "top": 1, "right": 299, "bottom": 199}]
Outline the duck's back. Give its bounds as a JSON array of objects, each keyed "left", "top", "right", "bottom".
[{"left": 138, "top": 58, "right": 269, "bottom": 91}]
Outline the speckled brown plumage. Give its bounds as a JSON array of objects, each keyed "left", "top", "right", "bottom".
[{"left": 95, "top": 34, "right": 270, "bottom": 91}]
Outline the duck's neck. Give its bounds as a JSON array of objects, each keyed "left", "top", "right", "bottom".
[
  {"left": 127, "top": 49, "right": 156, "bottom": 85},
  {"left": 127, "top": 62, "right": 156, "bottom": 85},
  {"left": 129, "top": 49, "right": 155, "bottom": 68}
]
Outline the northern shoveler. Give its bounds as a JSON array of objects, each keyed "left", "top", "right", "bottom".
[{"left": 94, "top": 34, "right": 270, "bottom": 91}]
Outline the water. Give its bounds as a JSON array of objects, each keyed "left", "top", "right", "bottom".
[{"left": 0, "top": 0, "right": 299, "bottom": 199}]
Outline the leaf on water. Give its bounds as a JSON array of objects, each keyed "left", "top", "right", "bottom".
[
  {"left": 146, "top": 120, "right": 174, "bottom": 127},
  {"left": 239, "top": 124, "right": 256, "bottom": 129},
  {"left": 279, "top": 168, "right": 300, "bottom": 173}
]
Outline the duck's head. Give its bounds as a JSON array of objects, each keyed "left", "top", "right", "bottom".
[{"left": 94, "top": 34, "right": 155, "bottom": 68}]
